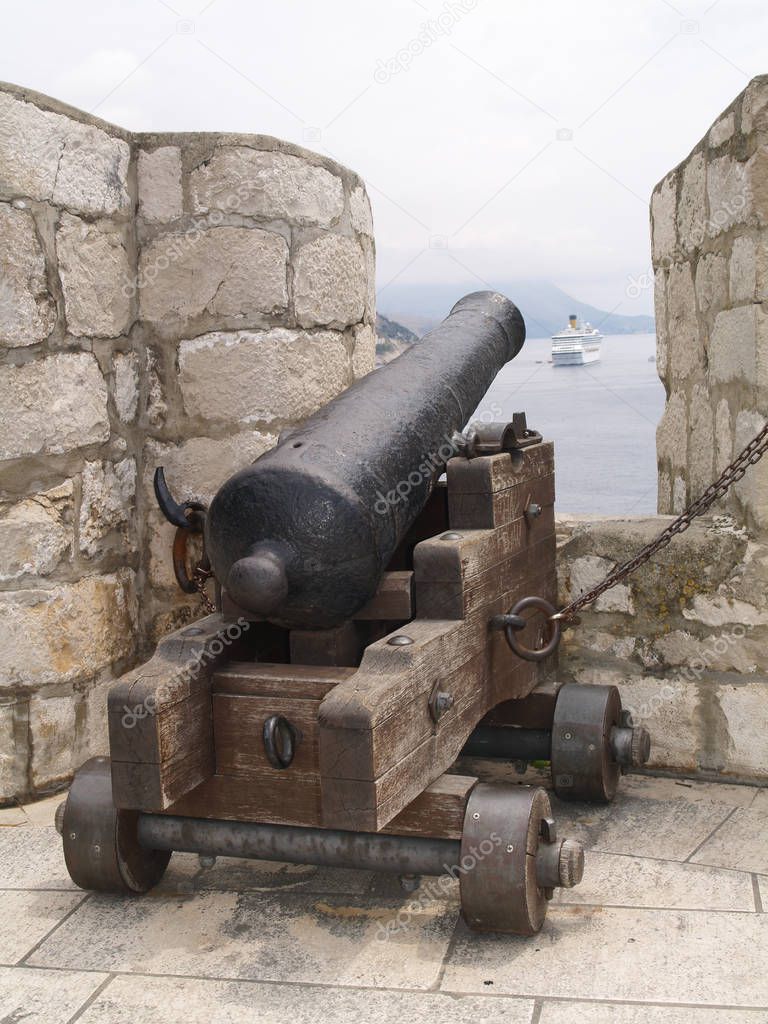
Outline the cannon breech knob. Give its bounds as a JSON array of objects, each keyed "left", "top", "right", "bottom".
[{"left": 610, "top": 724, "right": 652, "bottom": 769}]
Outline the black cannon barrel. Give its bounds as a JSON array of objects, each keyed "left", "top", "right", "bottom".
[{"left": 205, "top": 290, "right": 525, "bottom": 628}]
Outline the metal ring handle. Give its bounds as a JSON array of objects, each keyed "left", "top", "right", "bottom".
[
  {"left": 263, "top": 715, "right": 297, "bottom": 769},
  {"left": 503, "top": 596, "right": 561, "bottom": 662}
]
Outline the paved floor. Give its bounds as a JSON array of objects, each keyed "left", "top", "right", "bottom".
[{"left": 1, "top": 767, "right": 767, "bottom": 1023}]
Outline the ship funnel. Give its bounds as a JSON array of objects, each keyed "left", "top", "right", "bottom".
[{"left": 569, "top": 314, "right": 577, "bottom": 329}]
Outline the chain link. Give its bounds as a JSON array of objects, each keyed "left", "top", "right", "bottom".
[
  {"left": 192, "top": 565, "right": 216, "bottom": 615},
  {"left": 555, "top": 420, "right": 768, "bottom": 623}
]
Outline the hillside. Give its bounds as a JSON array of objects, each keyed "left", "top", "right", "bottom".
[
  {"left": 378, "top": 279, "right": 654, "bottom": 339},
  {"left": 375, "top": 313, "right": 420, "bottom": 365}
]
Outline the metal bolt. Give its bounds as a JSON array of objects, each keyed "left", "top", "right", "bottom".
[
  {"left": 506, "top": 844, "right": 514, "bottom": 853},
  {"left": 472, "top": 812, "right": 480, "bottom": 820},
  {"left": 430, "top": 690, "right": 454, "bottom": 721},
  {"left": 563, "top": 731, "right": 572, "bottom": 740},
  {"left": 198, "top": 854, "right": 217, "bottom": 870},
  {"left": 92, "top": 844, "right": 101, "bottom": 857},
  {"left": 399, "top": 873, "right": 421, "bottom": 893},
  {"left": 182, "top": 626, "right": 205, "bottom": 637},
  {"left": 69, "top": 832, "right": 77, "bottom": 841},
  {"left": 526, "top": 502, "right": 542, "bottom": 519},
  {"left": 441, "top": 532, "right": 463, "bottom": 541},
  {"left": 388, "top": 634, "right": 413, "bottom": 646}
]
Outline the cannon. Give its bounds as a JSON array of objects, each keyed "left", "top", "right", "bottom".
[{"left": 59, "top": 291, "right": 651, "bottom": 935}]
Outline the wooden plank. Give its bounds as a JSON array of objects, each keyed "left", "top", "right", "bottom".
[
  {"left": 446, "top": 442, "right": 554, "bottom": 494},
  {"left": 160, "top": 769, "right": 477, "bottom": 838},
  {"left": 289, "top": 620, "right": 363, "bottom": 666},
  {"left": 483, "top": 679, "right": 561, "bottom": 730},
  {"left": 214, "top": 693, "right": 322, "bottom": 783},
  {"left": 355, "top": 571, "right": 413, "bottom": 620},
  {"left": 111, "top": 741, "right": 214, "bottom": 811},
  {"left": 448, "top": 473, "right": 555, "bottom": 531},
  {"left": 213, "top": 663, "right": 354, "bottom": 699}
]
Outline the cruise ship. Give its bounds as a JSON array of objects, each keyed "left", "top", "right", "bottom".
[{"left": 551, "top": 315, "right": 603, "bottom": 366}]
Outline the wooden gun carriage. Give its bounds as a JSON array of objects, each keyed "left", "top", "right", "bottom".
[{"left": 58, "top": 292, "right": 650, "bottom": 935}]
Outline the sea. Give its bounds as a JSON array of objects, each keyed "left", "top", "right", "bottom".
[{"left": 473, "top": 333, "right": 664, "bottom": 515}]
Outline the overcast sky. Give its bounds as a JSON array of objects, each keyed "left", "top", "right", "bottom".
[{"left": 4, "top": 0, "right": 766, "bottom": 315}]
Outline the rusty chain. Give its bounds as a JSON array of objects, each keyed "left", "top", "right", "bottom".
[
  {"left": 553, "top": 419, "right": 768, "bottom": 623},
  {"left": 192, "top": 565, "right": 216, "bottom": 615}
]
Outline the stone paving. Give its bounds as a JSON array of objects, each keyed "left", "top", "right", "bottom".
[{"left": 1, "top": 769, "right": 767, "bottom": 1023}]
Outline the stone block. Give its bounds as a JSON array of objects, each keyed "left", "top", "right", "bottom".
[
  {"left": 29, "top": 694, "right": 76, "bottom": 790},
  {"left": 653, "top": 268, "right": 668, "bottom": 381},
  {"left": 651, "top": 173, "right": 677, "bottom": 265},
  {"left": 294, "top": 234, "right": 367, "bottom": 328},
  {"left": 708, "top": 305, "right": 757, "bottom": 384},
  {"left": 139, "top": 226, "right": 288, "bottom": 326},
  {"left": 733, "top": 408, "right": 768, "bottom": 528},
  {"left": 0, "top": 703, "right": 26, "bottom": 800},
  {"left": 113, "top": 350, "right": 139, "bottom": 422},
  {"left": 677, "top": 151, "right": 706, "bottom": 251},
  {"left": 709, "top": 111, "right": 735, "bottom": 147},
  {"left": 0, "top": 91, "right": 130, "bottom": 215},
  {"left": 56, "top": 213, "right": 132, "bottom": 337},
  {"left": 688, "top": 383, "right": 714, "bottom": 497},
  {"left": 565, "top": 555, "right": 634, "bottom": 613},
  {"left": 717, "top": 681, "right": 768, "bottom": 778},
  {"left": 694, "top": 252, "right": 727, "bottom": 319},
  {"left": 0, "top": 570, "right": 137, "bottom": 688},
  {"left": 0, "top": 203, "right": 55, "bottom": 347},
  {"left": 138, "top": 146, "right": 183, "bottom": 223},
  {"left": 706, "top": 156, "right": 750, "bottom": 237},
  {"left": 0, "top": 352, "right": 109, "bottom": 459},
  {"left": 741, "top": 76, "right": 768, "bottom": 134},
  {"left": 729, "top": 234, "right": 757, "bottom": 302},
  {"left": 746, "top": 145, "right": 768, "bottom": 226},
  {"left": 78, "top": 459, "right": 136, "bottom": 558},
  {"left": 145, "top": 348, "right": 167, "bottom": 428},
  {"left": 672, "top": 474, "right": 687, "bottom": 513},
  {"left": 349, "top": 185, "right": 373, "bottom": 236},
  {"left": 189, "top": 147, "right": 344, "bottom": 226},
  {"left": 0, "top": 480, "right": 73, "bottom": 581},
  {"left": 178, "top": 328, "right": 349, "bottom": 425},
  {"left": 656, "top": 391, "right": 687, "bottom": 471},
  {"left": 714, "top": 398, "right": 732, "bottom": 474},
  {"left": 666, "top": 262, "right": 702, "bottom": 380},
  {"left": 351, "top": 322, "right": 376, "bottom": 378}
]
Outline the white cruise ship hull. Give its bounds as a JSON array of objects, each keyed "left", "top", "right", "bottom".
[{"left": 552, "top": 341, "right": 601, "bottom": 366}]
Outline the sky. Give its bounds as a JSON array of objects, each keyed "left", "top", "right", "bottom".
[{"left": 3, "top": 0, "right": 766, "bottom": 317}]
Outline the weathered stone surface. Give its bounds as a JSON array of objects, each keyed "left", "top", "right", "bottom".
[
  {"left": 729, "top": 235, "right": 756, "bottom": 302},
  {"left": 144, "top": 433, "right": 276, "bottom": 589},
  {"left": 746, "top": 145, "right": 768, "bottom": 226},
  {"left": 709, "top": 111, "right": 735, "bottom": 147},
  {"left": 0, "top": 203, "right": 55, "bottom": 347},
  {"left": 0, "top": 481, "right": 73, "bottom": 581},
  {"left": 294, "top": 234, "right": 367, "bottom": 328},
  {"left": 672, "top": 474, "right": 686, "bottom": 513},
  {"left": 688, "top": 384, "right": 714, "bottom": 497},
  {"left": 706, "top": 156, "right": 750, "bottom": 237},
  {"left": 708, "top": 305, "right": 756, "bottom": 384},
  {"left": 0, "top": 352, "right": 109, "bottom": 459},
  {"left": 694, "top": 252, "right": 727, "bottom": 319},
  {"left": 351, "top": 322, "right": 376, "bottom": 378},
  {"left": 656, "top": 391, "right": 687, "bottom": 471},
  {"left": 138, "top": 146, "right": 183, "bottom": 223},
  {"left": 189, "top": 147, "right": 344, "bottom": 227},
  {"left": 733, "top": 409, "right": 768, "bottom": 528},
  {"left": 653, "top": 268, "right": 668, "bottom": 380},
  {"left": 666, "top": 262, "right": 701, "bottom": 379},
  {"left": 0, "top": 704, "right": 25, "bottom": 800},
  {"left": 0, "top": 91, "right": 130, "bottom": 215},
  {"left": 145, "top": 348, "right": 167, "bottom": 428},
  {"left": 178, "top": 328, "right": 350, "bottom": 425},
  {"left": 29, "top": 694, "right": 76, "bottom": 790},
  {"left": 565, "top": 555, "right": 633, "bottom": 613},
  {"left": 78, "top": 459, "right": 136, "bottom": 558},
  {"left": 0, "top": 570, "right": 136, "bottom": 688},
  {"left": 742, "top": 76, "right": 768, "bottom": 133},
  {"left": 714, "top": 398, "right": 732, "bottom": 473},
  {"left": 349, "top": 185, "right": 373, "bottom": 236},
  {"left": 56, "top": 213, "right": 132, "bottom": 337},
  {"left": 715, "top": 681, "right": 768, "bottom": 779},
  {"left": 113, "top": 350, "right": 139, "bottom": 422},
  {"left": 139, "top": 226, "right": 288, "bottom": 326},
  {"left": 651, "top": 173, "right": 676, "bottom": 265},
  {"left": 677, "top": 151, "right": 706, "bottom": 251}
]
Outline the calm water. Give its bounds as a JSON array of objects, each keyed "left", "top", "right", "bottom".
[{"left": 474, "top": 333, "right": 664, "bottom": 515}]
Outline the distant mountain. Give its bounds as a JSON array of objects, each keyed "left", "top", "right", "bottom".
[
  {"left": 375, "top": 313, "right": 420, "bottom": 365},
  {"left": 378, "top": 279, "right": 654, "bottom": 339}
]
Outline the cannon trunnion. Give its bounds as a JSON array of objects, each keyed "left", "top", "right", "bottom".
[{"left": 59, "top": 293, "right": 651, "bottom": 935}]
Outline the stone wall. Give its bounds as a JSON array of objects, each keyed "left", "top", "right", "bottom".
[
  {"left": 651, "top": 75, "right": 768, "bottom": 530},
  {"left": 554, "top": 75, "right": 768, "bottom": 786},
  {"left": 0, "top": 83, "right": 375, "bottom": 803}
]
